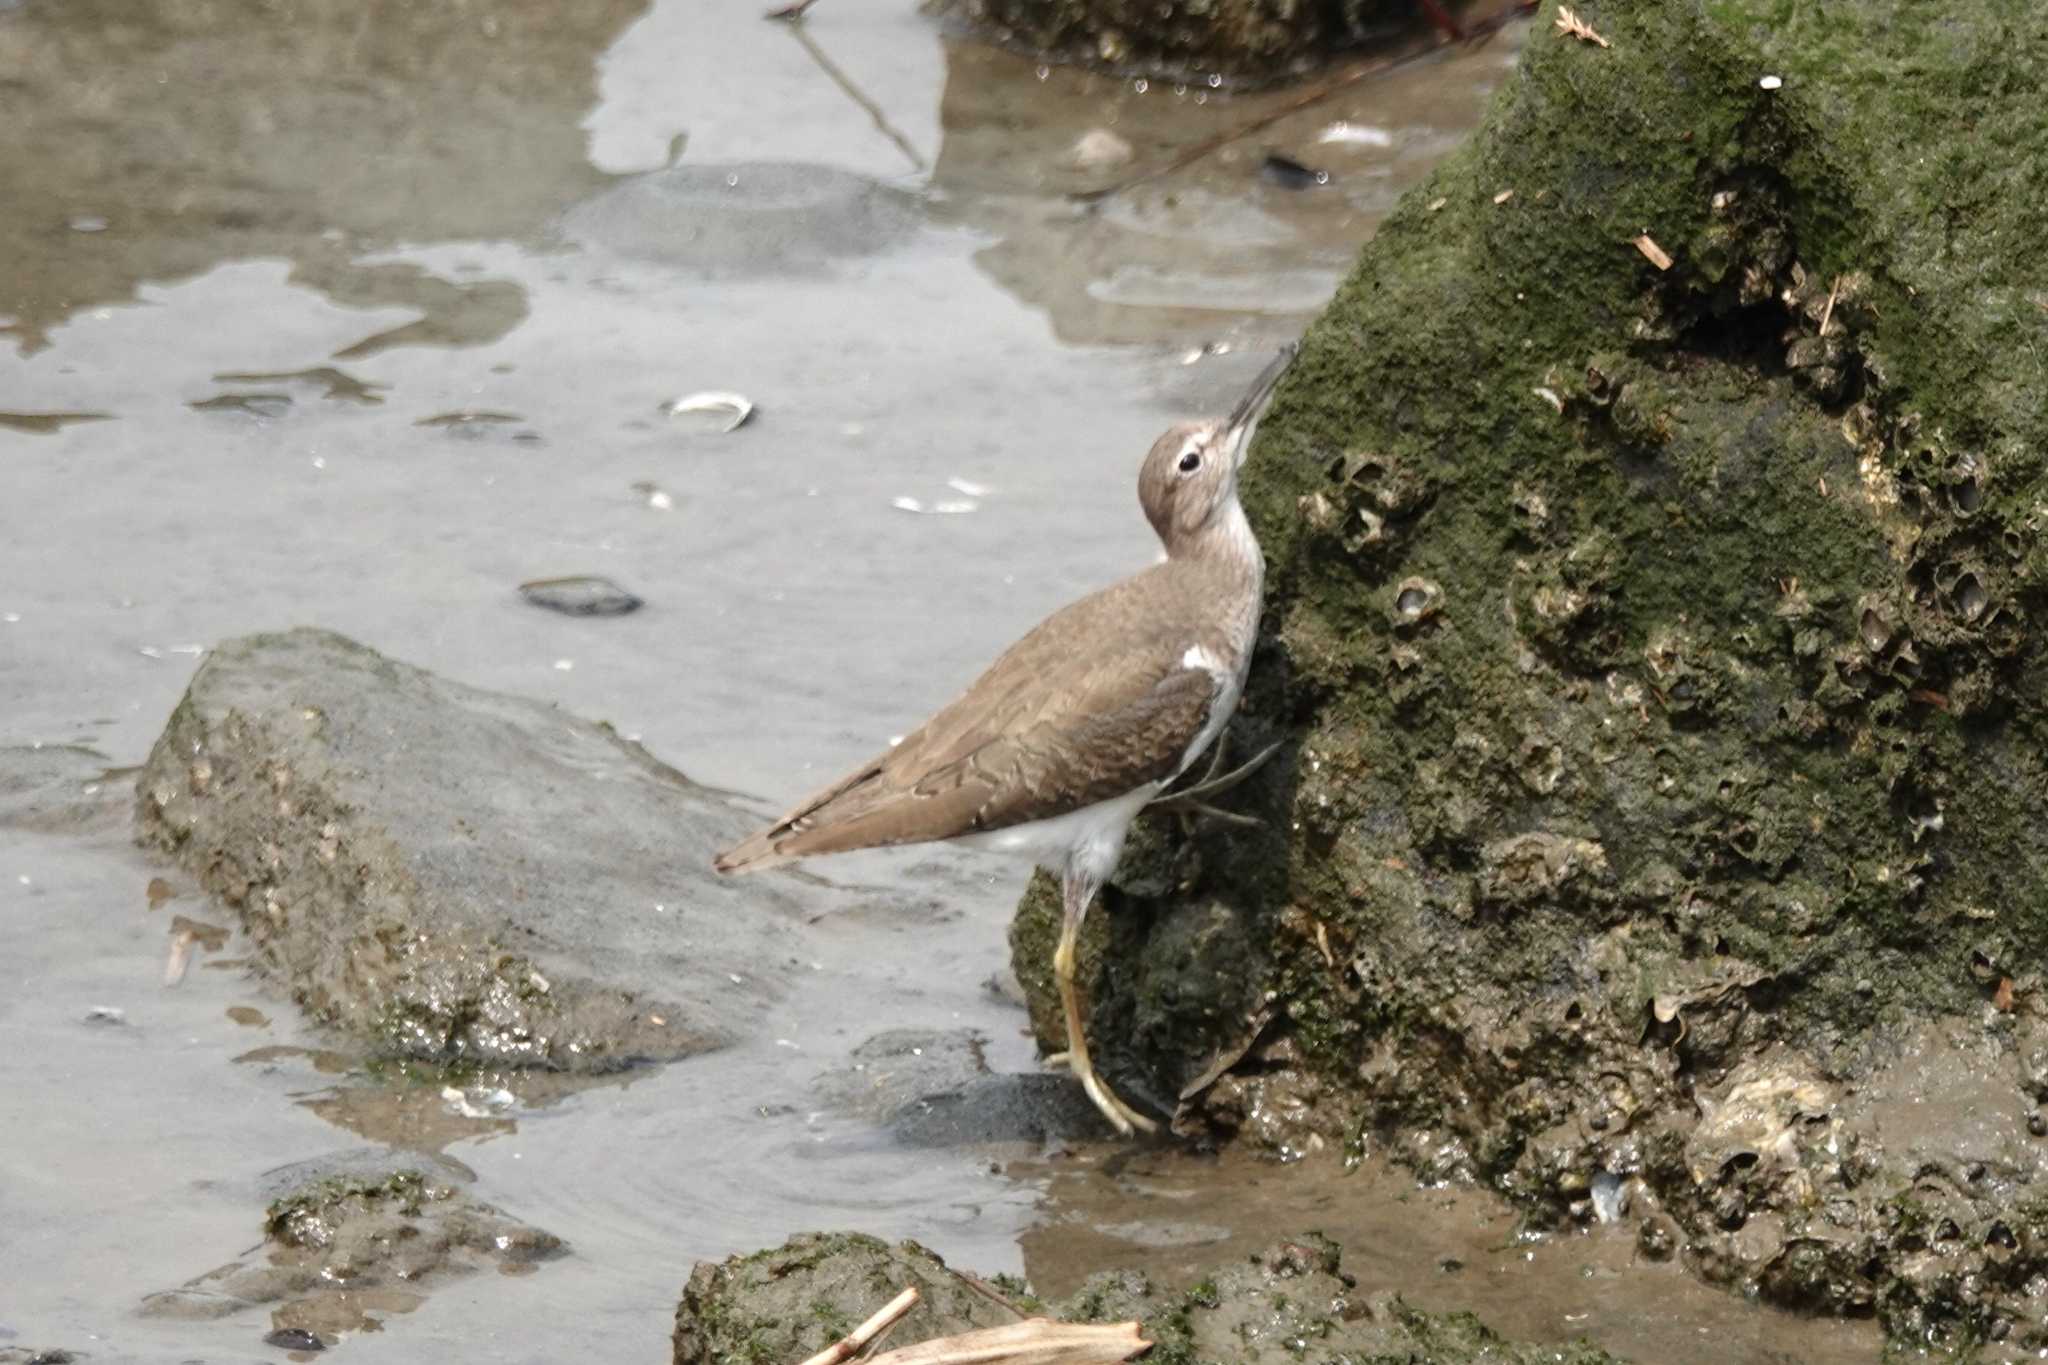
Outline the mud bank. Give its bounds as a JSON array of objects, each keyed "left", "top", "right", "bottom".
[{"left": 1016, "top": 0, "right": 2048, "bottom": 1348}]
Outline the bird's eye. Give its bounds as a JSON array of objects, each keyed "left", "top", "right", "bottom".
[{"left": 1177, "top": 450, "right": 1201, "bottom": 474}]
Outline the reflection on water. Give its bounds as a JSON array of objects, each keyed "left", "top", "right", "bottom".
[
  {"left": 0, "top": 0, "right": 646, "bottom": 353},
  {"left": 930, "top": 27, "right": 1523, "bottom": 344}
]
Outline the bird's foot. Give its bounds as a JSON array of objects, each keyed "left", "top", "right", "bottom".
[
  {"left": 1043, "top": 1051, "right": 1158, "bottom": 1134},
  {"left": 1151, "top": 736, "right": 1283, "bottom": 823}
]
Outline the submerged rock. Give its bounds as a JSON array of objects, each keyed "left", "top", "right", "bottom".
[
  {"left": 1015, "top": 0, "right": 2048, "bottom": 1348},
  {"left": 813, "top": 1027, "right": 1116, "bottom": 1144},
  {"left": 135, "top": 628, "right": 810, "bottom": 1070},
  {"left": 518, "top": 574, "right": 645, "bottom": 617},
  {"left": 141, "top": 1147, "right": 562, "bottom": 1342},
  {"left": 672, "top": 1230, "right": 1632, "bottom": 1365},
  {"left": 563, "top": 162, "right": 923, "bottom": 275}
]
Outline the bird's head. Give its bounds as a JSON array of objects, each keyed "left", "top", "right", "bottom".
[{"left": 1138, "top": 344, "right": 1296, "bottom": 550}]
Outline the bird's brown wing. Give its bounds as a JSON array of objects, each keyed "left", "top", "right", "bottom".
[{"left": 714, "top": 572, "right": 1219, "bottom": 872}]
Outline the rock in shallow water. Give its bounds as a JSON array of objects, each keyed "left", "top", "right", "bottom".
[
  {"left": 811, "top": 1027, "right": 1115, "bottom": 1143},
  {"left": 518, "top": 574, "right": 644, "bottom": 616},
  {"left": 142, "top": 1147, "right": 562, "bottom": 1342},
  {"left": 563, "top": 162, "right": 922, "bottom": 275},
  {"left": 134, "top": 628, "right": 811, "bottom": 1069}
]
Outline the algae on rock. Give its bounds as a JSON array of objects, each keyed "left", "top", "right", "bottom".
[{"left": 1015, "top": 0, "right": 2048, "bottom": 1347}]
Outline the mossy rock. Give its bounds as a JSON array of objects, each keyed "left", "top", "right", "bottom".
[
  {"left": 671, "top": 1233, "right": 1022, "bottom": 1365},
  {"left": 1015, "top": 0, "right": 2048, "bottom": 1347}
]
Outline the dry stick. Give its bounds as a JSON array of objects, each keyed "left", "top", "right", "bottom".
[
  {"left": 1819, "top": 274, "right": 1842, "bottom": 336},
  {"left": 863, "top": 1319, "right": 1151, "bottom": 1365},
  {"left": 786, "top": 23, "right": 928, "bottom": 172},
  {"left": 1072, "top": 0, "right": 1536, "bottom": 205},
  {"left": 764, "top": 0, "right": 823, "bottom": 20},
  {"left": 797, "top": 1286, "right": 922, "bottom": 1365}
]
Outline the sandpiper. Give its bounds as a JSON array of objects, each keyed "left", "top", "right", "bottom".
[{"left": 715, "top": 345, "right": 1295, "bottom": 1135}]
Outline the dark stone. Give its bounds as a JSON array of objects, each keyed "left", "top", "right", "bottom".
[
  {"left": 517, "top": 575, "right": 644, "bottom": 617},
  {"left": 811, "top": 1028, "right": 1117, "bottom": 1144},
  {"left": 263, "top": 1329, "right": 324, "bottom": 1351}
]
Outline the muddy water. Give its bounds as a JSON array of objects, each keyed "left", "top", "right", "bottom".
[{"left": 0, "top": 2, "right": 1885, "bottom": 1361}]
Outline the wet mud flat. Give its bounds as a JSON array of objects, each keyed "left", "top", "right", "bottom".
[{"left": 0, "top": 0, "right": 1976, "bottom": 1361}]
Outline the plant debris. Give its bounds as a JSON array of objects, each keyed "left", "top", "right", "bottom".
[
  {"left": 1260, "top": 152, "right": 1329, "bottom": 190},
  {"left": 1554, "top": 5, "right": 1610, "bottom": 48},
  {"left": 1633, "top": 233, "right": 1673, "bottom": 270},
  {"left": 665, "top": 391, "right": 755, "bottom": 432}
]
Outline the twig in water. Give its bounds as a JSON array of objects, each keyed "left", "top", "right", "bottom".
[
  {"left": 765, "top": 0, "right": 822, "bottom": 20},
  {"left": 783, "top": 22, "right": 927, "bottom": 171},
  {"left": 798, "top": 1286, "right": 921, "bottom": 1365}
]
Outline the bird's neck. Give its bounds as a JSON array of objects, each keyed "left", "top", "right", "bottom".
[{"left": 1171, "top": 493, "right": 1263, "bottom": 585}]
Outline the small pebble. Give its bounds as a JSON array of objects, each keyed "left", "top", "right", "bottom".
[
  {"left": 1065, "top": 128, "right": 1133, "bottom": 171},
  {"left": 2029, "top": 1112, "right": 2047, "bottom": 1138},
  {"left": 519, "top": 576, "right": 643, "bottom": 617},
  {"left": 84, "top": 1005, "right": 127, "bottom": 1026},
  {"left": 1759, "top": 74, "right": 1783, "bottom": 90},
  {"left": 264, "top": 1328, "right": 324, "bottom": 1351}
]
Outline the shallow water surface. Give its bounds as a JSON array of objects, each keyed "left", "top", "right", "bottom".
[{"left": 0, "top": 2, "right": 1887, "bottom": 1361}]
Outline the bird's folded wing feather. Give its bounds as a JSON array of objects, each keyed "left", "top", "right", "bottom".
[{"left": 715, "top": 576, "right": 1222, "bottom": 870}]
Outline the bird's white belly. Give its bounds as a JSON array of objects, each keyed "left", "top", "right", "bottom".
[
  {"left": 1176, "top": 644, "right": 1250, "bottom": 779},
  {"left": 955, "top": 781, "right": 1161, "bottom": 885}
]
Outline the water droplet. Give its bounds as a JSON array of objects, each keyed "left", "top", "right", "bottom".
[
  {"left": 1035, "top": 64, "right": 1050, "bottom": 81},
  {"left": 1133, "top": 78, "right": 1148, "bottom": 93},
  {"left": 1207, "top": 72, "right": 1222, "bottom": 87}
]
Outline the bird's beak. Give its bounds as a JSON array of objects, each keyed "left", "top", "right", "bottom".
[{"left": 1222, "top": 342, "right": 1297, "bottom": 471}]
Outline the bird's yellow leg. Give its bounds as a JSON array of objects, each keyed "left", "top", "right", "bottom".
[{"left": 1051, "top": 874, "right": 1157, "bottom": 1136}]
